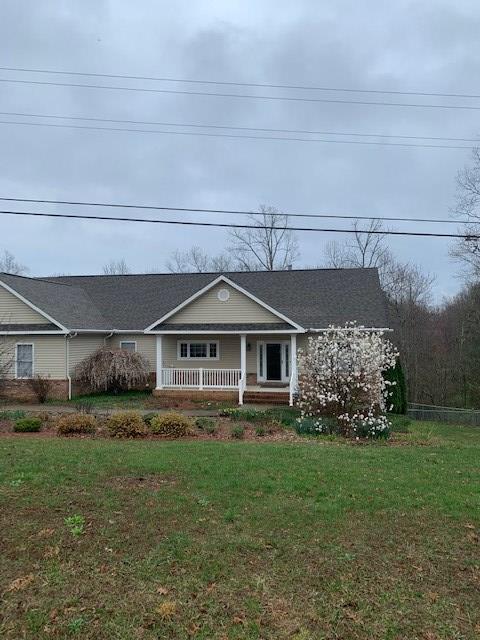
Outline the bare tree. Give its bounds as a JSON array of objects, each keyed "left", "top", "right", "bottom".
[
  {"left": 166, "top": 246, "right": 234, "bottom": 273},
  {"left": 0, "top": 249, "right": 27, "bottom": 275},
  {"left": 103, "top": 259, "right": 130, "bottom": 275},
  {"left": 451, "top": 147, "right": 480, "bottom": 280},
  {"left": 228, "top": 205, "right": 299, "bottom": 271}
]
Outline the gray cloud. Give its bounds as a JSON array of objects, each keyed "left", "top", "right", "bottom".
[{"left": 0, "top": 0, "right": 478, "bottom": 299}]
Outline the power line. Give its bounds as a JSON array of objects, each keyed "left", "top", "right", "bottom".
[
  {"left": 3, "top": 77, "right": 480, "bottom": 111},
  {"left": 0, "top": 208, "right": 476, "bottom": 239},
  {"left": 1, "top": 109, "right": 479, "bottom": 144},
  {"left": 0, "top": 197, "right": 467, "bottom": 225},
  {"left": 1, "top": 64, "right": 480, "bottom": 100},
  {"left": 0, "top": 119, "right": 473, "bottom": 150}
]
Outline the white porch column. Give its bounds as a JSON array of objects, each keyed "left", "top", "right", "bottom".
[
  {"left": 155, "top": 335, "right": 163, "bottom": 389},
  {"left": 239, "top": 334, "right": 247, "bottom": 405},
  {"left": 289, "top": 334, "right": 297, "bottom": 407}
]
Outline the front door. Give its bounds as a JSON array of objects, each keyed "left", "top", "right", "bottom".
[{"left": 266, "top": 343, "right": 282, "bottom": 381}]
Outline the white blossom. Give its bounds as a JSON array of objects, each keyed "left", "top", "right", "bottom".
[{"left": 297, "top": 323, "right": 399, "bottom": 439}]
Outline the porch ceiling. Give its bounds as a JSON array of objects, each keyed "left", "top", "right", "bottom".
[{"left": 152, "top": 322, "right": 298, "bottom": 332}]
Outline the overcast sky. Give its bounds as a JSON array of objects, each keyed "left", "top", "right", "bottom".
[{"left": 1, "top": 0, "right": 479, "bottom": 300}]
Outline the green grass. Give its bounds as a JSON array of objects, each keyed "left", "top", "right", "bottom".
[
  {"left": 48, "top": 390, "right": 152, "bottom": 409},
  {"left": 1, "top": 421, "right": 480, "bottom": 639}
]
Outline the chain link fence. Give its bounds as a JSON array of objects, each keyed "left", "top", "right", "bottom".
[{"left": 408, "top": 403, "right": 480, "bottom": 426}]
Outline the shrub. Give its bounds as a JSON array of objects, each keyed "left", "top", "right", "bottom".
[
  {"left": 143, "top": 412, "right": 158, "bottom": 426},
  {"left": 56, "top": 413, "right": 97, "bottom": 436},
  {"left": 353, "top": 415, "right": 391, "bottom": 439},
  {"left": 27, "top": 375, "right": 53, "bottom": 403},
  {"left": 384, "top": 359, "right": 407, "bottom": 414},
  {"left": 219, "top": 408, "right": 266, "bottom": 422},
  {"left": 14, "top": 417, "right": 42, "bottom": 432},
  {"left": 149, "top": 412, "right": 193, "bottom": 438},
  {"left": 74, "top": 348, "right": 149, "bottom": 393},
  {"left": 297, "top": 324, "right": 398, "bottom": 438},
  {"left": 255, "top": 425, "right": 266, "bottom": 437},
  {"left": 204, "top": 423, "right": 217, "bottom": 435},
  {"left": 195, "top": 417, "right": 215, "bottom": 431},
  {"left": 294, "top": 417, "right": 323, "bottom": 436},
  {"left": 107, "top": 411, "right": 148, "bottom": 438},
  {"left": 231, "top": 425, "right": 245, "bottom": 439}
]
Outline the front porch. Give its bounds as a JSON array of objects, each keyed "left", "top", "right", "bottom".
[{"left": 152, "top": 331, "right": 300, "bottom": 405}]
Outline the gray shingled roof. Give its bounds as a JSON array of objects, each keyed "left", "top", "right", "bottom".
[
  {"left": 0, "top": 268, "right": 389, "bottom": 332},
  {"left": 0, "top": 323, "right": 61, "bottom": 332}
]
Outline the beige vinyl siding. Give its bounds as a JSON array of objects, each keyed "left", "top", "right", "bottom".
[
  {"left": 168, "top": 283, "right": 281, "bottom": 324},
  {"left": 162, "top": 333, "right": 303, "bottom": 374},
  {"left": 1, "top": 336, "right": 67, "bottom": 379},
  {"left": 0, "top": 286, "right": 49, "bottom": 324},
  {"left": 68, "top": 335, "right": 106, "bottom": 374},
  {"left": 163, "top": 335, "right": 242, "bottom": 370},
  {"left": 110, "top": 334, "right": 156, "bottom": 370}
]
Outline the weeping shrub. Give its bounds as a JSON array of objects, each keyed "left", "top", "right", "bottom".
[{"left": 73, "top": 348, "right": 149, "bottom": 393}]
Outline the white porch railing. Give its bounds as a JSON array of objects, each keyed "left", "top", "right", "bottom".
[{"left": 161, "top": 368, "right": 241, "bottom": 389}]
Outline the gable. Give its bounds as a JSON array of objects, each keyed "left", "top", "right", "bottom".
[
  {"left": 166, "top": 282, "right": 282, "bottom": 325},
  {"left": 0, "top": 286, "right": 49, "bottom": 324}
]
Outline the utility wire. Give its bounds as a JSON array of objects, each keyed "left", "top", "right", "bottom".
[
  {"left": 0, "top": 196, "right": 467, "bottom": 226},
  {"left": 0, "top": 119, "right": 473, "bottom": 150},
  {"left": 3, "top": 77, "right": 480, "bottom": 111},
  {"left": 0, "top": 208, "right": 476, "bottom": 239},
  {"left": 1, "top": 109, "right": 479, "bottom": 144},
  {"left": 1, "top": 64, "right": 479, "bottom": 100}
]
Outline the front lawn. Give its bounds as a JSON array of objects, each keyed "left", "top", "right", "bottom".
[{"left": 1, "top": 421, "right": 479, "bottom": 639}]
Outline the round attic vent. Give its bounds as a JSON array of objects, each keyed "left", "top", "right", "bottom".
[{"left": 217, "top": 288, "right": 230, "bottom": 302}]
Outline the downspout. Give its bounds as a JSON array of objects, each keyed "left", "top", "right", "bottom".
[
  {"left": 66, "top": 332, "right": 77, "bottom": 400},
  {"left": 104, "top": 332, "right": 114, "bottom": 345}
]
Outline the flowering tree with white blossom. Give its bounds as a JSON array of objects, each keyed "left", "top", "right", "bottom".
[{"left": 297, "top": 323, "right": 399, "bottom": 438}]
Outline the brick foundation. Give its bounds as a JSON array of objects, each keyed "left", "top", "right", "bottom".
[{"left": 0, "top": 379, "right": 69, "bottom": 403}]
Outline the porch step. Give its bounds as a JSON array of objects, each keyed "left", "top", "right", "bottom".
[{"left": 243, "top": 392, "right": 290, "bottom": 405}]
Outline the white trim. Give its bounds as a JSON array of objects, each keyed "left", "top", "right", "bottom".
[
  {"left": 156, "top": 335, "right": 163, "bottom": 389},
  {"left": 120, "top": 340, "right": 137, "bottom": 352},
  {"left": 0, "top": 279, "right": 68, "bottom": 332},
  {"left": 15, "top": 342, "right": 34, "bottom": 379},
  {"left": 308, "top": 327, "right": 393, "bottom": 332},
  {"left": 257, "top": 340, "right": 290, "bottom": 383},
  {"left": 144, "top": 275, "right": 304, "bottom": 332},
  {"left": 149, "top": 329, "right": 304, "bottom": 335},
  {"left": 177, "top": 339, "right": 220, "bottom": 361}
]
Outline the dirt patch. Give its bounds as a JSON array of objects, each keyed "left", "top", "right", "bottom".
[{"left": 106, "top": 474, "right": 177, "bottom": 490}]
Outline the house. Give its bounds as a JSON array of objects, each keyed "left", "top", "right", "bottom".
[{"left": 0, "top": 268, "right": 390, "bottom": 405}]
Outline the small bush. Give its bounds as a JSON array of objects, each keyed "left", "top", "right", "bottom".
[
  {"left": 195, "top": 417, "right": 215, "bottom": 431},
  {"left": 231, "top": 425, "right": 245, "bottom": 439},
  {"left": 14, "top": 417, "right": 42, "bottom": 432},
  {"left": 220, "top": 408, "right": 266, "bottom": 422},
  {"left": 57, "top": 413, "right": 97, "bottom": 436},
  {"left": 255, "top": 425, "right": 266, "bottom": 437},
  {"left": 107, "top": 411, "right": 148, "bottom": 438},
  {"left": 149, "top": 412, "right": 193, "bottom": 438},
  {"left": 353, "top": 415, "right": 391, "bottom": 439},
  {"left": 0, "top": 409, "right": 26, "bottom": 421},
  {"left": 143, "top": 412, "right": 158, "bottom": 426},
  {"left": 204, "top": 423, "right": 217, "bottom": 435},
  {"left": 294, "top": 417, "right": 322, "bottom": 436},
  {"left": 27, "top": 375, "right": 53, "bottom": 403}
]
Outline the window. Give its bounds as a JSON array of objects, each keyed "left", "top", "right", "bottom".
[
  {"left": 120, "top": 341, "right": 137, "bottom": 352},
  {"left": 177, "top": 341, "right": 219, "bottom": 360},
  {"left": 16, "top": 343, "right": 33, "bottom": 378}
]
